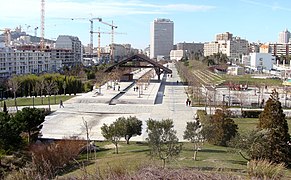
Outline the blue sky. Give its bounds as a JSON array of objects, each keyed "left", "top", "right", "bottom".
[{"left": 1, "top": 0, "right": 291, "bottom": 49}]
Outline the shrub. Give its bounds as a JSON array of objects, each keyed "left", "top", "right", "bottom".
[
  {"left": 27, "top": 140, "right": 85, "bottom": 179},
  {"left": 247, "top": 159, "right": 286, "bottom": 179},
  {"left": 241, "top": 110, "right": 262, "bottom": 118}
]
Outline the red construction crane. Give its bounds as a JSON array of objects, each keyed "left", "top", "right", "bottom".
[{"left": 40, "top": 0, "right": 45, "bottom": 50}]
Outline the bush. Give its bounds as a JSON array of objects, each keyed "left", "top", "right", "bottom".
[
  {"left": 242, "top": 110, "right": 262, "bottom": 118},
  {"left": 247, "top": 159, "right": 286, "bottom": 179},
  {"left": 18, "top": 140, "right": 86, "bottom": 179}
]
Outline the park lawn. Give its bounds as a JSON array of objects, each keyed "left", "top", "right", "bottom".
[
  {"left": 234, "top": 117, "right": 291, "bottom": 135},
  {"left": 222, "top": 74, "right": 283, "bottom": 86},
  {"left": 61, "top": 116, "right": 291, "bottom": 179},
  {"left": 62, "top": 141, "right": 249, "bottom": 179},
  {"left": 0, "top": 95, "right": 75, "bottom": 107}
]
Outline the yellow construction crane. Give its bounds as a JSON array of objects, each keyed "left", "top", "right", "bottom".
[
  {"left": 99, "top": 21, "right": 117, "bottom": 63},
  {"left": 0, "top": 28, "right": 11, "bottom": 47},
  {"left": 71, "top": 17, "right": 102, "bottom": 57},
  {"left": 93, "top": 27, "right": 126, "bottom": 60}
]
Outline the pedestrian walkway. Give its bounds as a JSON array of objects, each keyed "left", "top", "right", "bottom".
[{"left": 41, "top": 63, "right": 196, "bottom": 141}]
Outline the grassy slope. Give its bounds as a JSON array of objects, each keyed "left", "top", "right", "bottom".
[{"left": 61, "top": 118, "right": 291, "bottom": 179}]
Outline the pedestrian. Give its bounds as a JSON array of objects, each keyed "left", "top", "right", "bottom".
[
  {"left": 188, "top": 100, "right": 191, "bottom": 106},
  {"left": 118, "top": 85, "right": 120, "bottom": 91},
  {"left": 186, "top": 98, "right": 189, "bottom": 106},
  {"left": 60, "top": 99, "right": 64, "bottom": 108},
  {"left": 133, "top": 87, "right": 136, "bottom": 91},
  {"left": 177, "top": 80, "right": 179, "bottom": 84}
]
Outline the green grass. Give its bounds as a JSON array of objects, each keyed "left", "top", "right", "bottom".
[
  {"left": 222, "top": 74, "right": 283, "bottom": 86},
  {"left": 60, "top": 117, "right": 291, "bottom": 179},
  {"left": 0, "top": 95, "right": 75, "bottom": 107},
  {"left": 234, "top": 117, "right": 291, "bottom": 135},
  {"left": 61, "top": 141, "right": 249, "bottom": 179}
]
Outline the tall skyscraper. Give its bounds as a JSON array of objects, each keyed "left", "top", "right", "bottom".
[
  {"left": 278, "top": 29, "right": 290, "bottom": 44},
  {"left": 150, "top": 18, "right": 174, "bottom": 59}
]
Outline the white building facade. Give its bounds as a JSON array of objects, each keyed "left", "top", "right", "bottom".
[
  {"left": 242, "top": 53, "right": 276, "bottom": 71},
  {"left": 150, "top": 18, "right": 174, "bottom": 59},
  {"left": 170, "top": 50, "right": 184, "bottom": 61},
  {"left": 0, "top": 48, "right": 62, "bottom": 78}
]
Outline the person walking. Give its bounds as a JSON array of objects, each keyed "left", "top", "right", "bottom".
[{"left": 60, "top": 99, "right": 64, "bottom": 108}]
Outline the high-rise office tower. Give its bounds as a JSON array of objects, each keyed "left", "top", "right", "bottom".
[
  {"left": 150, "top": 18, "right": 174, "bottom": 59},
  {"left": 278, "top": 29, "right": 290, "bottom": 44}
]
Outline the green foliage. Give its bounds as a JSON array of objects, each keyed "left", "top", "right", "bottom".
[
  {"left": 183, "top": 120, "right": 203, "bottom": 160},
  {"left": 115, "top": 116, "right": 142, "bottom": 144},
  {"left": 0, "top": 112, "right": 23, "bottom": 152},
  {"left": 254, "top": 89, "right": 291, "bottom": 164},
  {"left": 146, "top": 119, "right": 182, "bottom": 168},
  {"left": 101, "top": 122, "right": 124, "bottom": 154},
  {"left": 202, "top": 108, "right": 238, "bottom": 146},
  {"left": 13, "top": 108, "right": 45, "bottom": 144}
]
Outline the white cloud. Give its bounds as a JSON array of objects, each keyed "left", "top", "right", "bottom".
[{"left": 0, "top": 0, "right": 216, "bottom": 20}]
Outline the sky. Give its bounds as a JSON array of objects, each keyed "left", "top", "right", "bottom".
[{"left": 1, "top": 0, "right": 291, "bottom": 49}]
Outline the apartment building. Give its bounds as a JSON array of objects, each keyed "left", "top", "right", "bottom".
[
  {"left": 0, "top": 47, "right": 62, "bottom": 78},
  {"left": 278, "top": 29, "right": 290, "bottom": 44},
  {"left": 176, "top": 42, "right": 204, "bottom": 58},
  {"left": 55, "top": 35, "right": 82, "bottom": 66},
  {"left": 150, "top": 18, "right": 174, "bottom": 59},
  {"left": 204, "top": 33, "right": 248, "bottom": 62}
]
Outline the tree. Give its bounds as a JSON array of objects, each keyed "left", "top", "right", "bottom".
[
  {"left": 202, "top": 107, "right": 238, "bottom": 146},
  {"left": 254, "top": 89, "right": 291, "bottom": 164},
  {"left": 183, "top": 120, "right": 204, "bottom": 160},
  {"left": 115, "top": 116, "right": 142, "bottom": 144},
  {"left": 2, "top": 101, "right": 7, "bottom": 114},
  {"left": 101, "top": 122, "right": 123, "bottom": 154},
  {"left": 146, "top": 119, "right": 182, "bottom": 168},
  {"left": 8, "top": 76, "right": 20, "bottom": 111},
  {"left": 13, "top": 107, "right": 45, "bottom": 144},
  {"left": 44, "top": 79, "right": 58, "bottom": 111},
  {"left": 0, "top": 112, "right": 23, "bottom": 152}
]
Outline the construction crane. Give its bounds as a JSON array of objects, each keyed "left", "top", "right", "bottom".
[
  {"left": 34, "top": 27, "right": 39, "bottom": 37},
  {"left": 40, "top": 0, "right": 45, "bottom": 50},
  {"left": 93, "top": 27, "right": 126, "bottom": 60},
  {"left": 0, "top": 28, "right": 11, "bottom": 47},
  {"left": 99, "top": 21, "right": 117, "bottom": 63},
  {"left": 71, "top": 17, "right": 102, "bottom": 57}
]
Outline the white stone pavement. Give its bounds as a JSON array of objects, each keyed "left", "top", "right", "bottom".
[{"left": 40, "top": 63, "right": 197, "bottom": 141}]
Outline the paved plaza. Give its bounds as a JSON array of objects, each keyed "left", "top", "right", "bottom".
[{"left": 41, "top": 63, "right": 197, "bottom": 141}]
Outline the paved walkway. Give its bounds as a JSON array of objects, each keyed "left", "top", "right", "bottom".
[{"left": 41, "top": 63, "right": 196, "bottom": 141}]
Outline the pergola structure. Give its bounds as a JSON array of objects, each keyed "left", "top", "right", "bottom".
[{"left": 104, "top": 54, "right": 172, "bottom": 81}]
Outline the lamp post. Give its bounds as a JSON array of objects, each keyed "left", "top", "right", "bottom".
[
  {"left": 223, "top": 94, "right": 225, "bottom": 106},
  {"left": 0, "top": 88, "right": 3, "bottom": 109}
]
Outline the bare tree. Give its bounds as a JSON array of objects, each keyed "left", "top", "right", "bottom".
[
  {"left": 8, "top": 76, "right": 20, "bottom": 111},
  {"left": 35, "top": 78, "right": 45, "bottom": 105},
  {"left": 44, "top": 80, "right": 58, "bottom": 111}
]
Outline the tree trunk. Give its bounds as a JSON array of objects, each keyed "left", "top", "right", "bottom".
[
  {"left": 115, "top": 143, "right": 119, "bottom": 154},
  {"left": 193, "top": 150, "right": 197, "bottom": 161},
  {"left": 48, "top": 95, "right": 51, "bottom": 111},
  {"left": 14, "top": 92, "right": 18, "bottom": 111},
  {"left": 28, "top": 131, "right": 31, "bottom": 144},
  {"left": 162, "top": 158, "right": 166, "bottom": 169}
]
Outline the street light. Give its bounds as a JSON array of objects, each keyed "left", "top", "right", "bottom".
[{"left": 0, "top": 88, "right": 3, "bottom": 109}]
